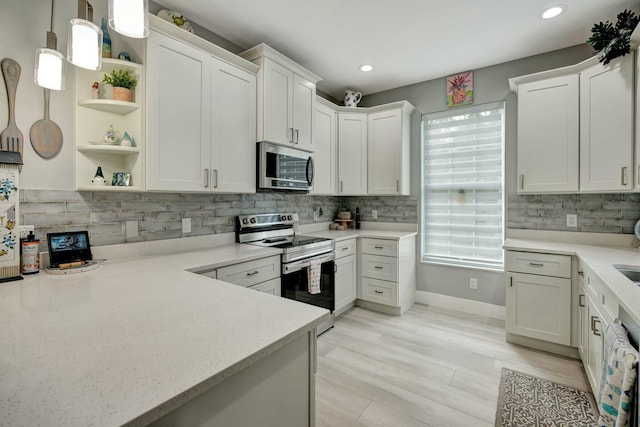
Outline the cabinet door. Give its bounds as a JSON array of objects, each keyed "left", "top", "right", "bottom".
[
  {"left": 292, "top": 74, "right": 315, "bottom": 151},
  {"left": 586, "top": 296, "right": 604, "bottom": 396},
  {"left": 368, "top": 109, "right": 403, "bottom": 195},
  {"left": 335, "top": 254, "right": 356, "bottom": 312},
  {"left": 311, "top": 102, "right": 337, "bottom": 194},
  {"left": 577, "top": 283, "right": 589, "bottom": 362},
  {"left": 210, "top": 58, "right": 257, "bottom": 193},
  {"left": 337, "top": 113, "right": 367, "bottom": 195},
  {"left": 506, "top": 272, "right": 571, "bottom": 345},
  {"left": 262, "top": 58, "right": 293, "bottom": 145},
  {"left": 580, "top": 54, "right": 634, "bottom": 192},
  {"left": 516, "top": 75, "right": 579, "bottom": 193},
  {"left": 147, "top": 30, "right": 211, "bottom": 191},
  {"left": 250, "top": 278, "right": 282, "bottom": 297}
]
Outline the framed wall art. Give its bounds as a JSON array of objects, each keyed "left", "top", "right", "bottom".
[{"left": 446, "top": 71, "right": 474, "bottom": 108}]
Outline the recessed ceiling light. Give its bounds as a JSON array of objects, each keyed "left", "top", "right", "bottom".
[
  {"left": 359, "top": 64, "right": 373, "bottom": 72},
  {"left": 540, "top": 5, "right": 566, "bottom": 19}
]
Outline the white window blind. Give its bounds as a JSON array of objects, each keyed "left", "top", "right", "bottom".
[{"left": 421, "top": 102, "right": 505, "bottom": 270}]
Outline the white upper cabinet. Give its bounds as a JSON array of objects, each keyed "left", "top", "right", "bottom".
[
  {"left": 146, "top": 29, "right": 211, "bottom": 192},
  {"left": 514, "top": 75, "right": 579, "bottom": 194},
  {"left": 146, "top": 16, "right": 258, "bottom": 193},
  {"left": 510, "top": 52, "right": 636, "bottom": 194},
  {"left": 312, "top": 98, "right": 337, "bottom": 195},
  {"left": 338, "top": 112, "right": 368, "bottom": 195},
  {"left": 367, "top": 103, "right": 414, "bottom": 195},
  {"left": 579, "top": 54, "right": 634, "bottom": 192},
  {"left": 241, "top": 44, "right": 321, "bottom": 152}
]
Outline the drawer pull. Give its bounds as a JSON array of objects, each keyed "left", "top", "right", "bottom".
[
  {"left": 341, "top": 247, "right": 349, "bottom": 251},
  {"left": 374, "top": 246, "right": 384, "bottom": 250},
  {"left": 246, "top": 270, "right": 260, "bottom": 276},
  {"left": 591, "top": 316, "right": 602, "bottom": 336},
  {"left": 374, "top": 290, "right": 384, "bottom": 294},
  {"left": 528, "top": 262, "right": 544, "bottom": 267},
  {"left": 579, "top": 294, "right": 585, "bottom": 307},
  {"left": 578, "top": 271, "right": 584, "bottom": 277},
  {"left": 374, "top": 266, "right": 384, "bottom": 270}
]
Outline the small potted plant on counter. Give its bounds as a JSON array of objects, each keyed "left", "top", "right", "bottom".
[{"left": 102, "top": 69, "right": 137, "bottom": 102}]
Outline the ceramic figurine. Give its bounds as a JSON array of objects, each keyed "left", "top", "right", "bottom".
[
  {"left": 344, "top": 90, "right": 362, "bottom": 107},
  {"left": 91, "top": 82, "right": 100, "bottom": 99},
  {"left": 103, "top": 125, "right": 118, "bottom": 144},
  {"left": 119, "top": 131, "right": 135, "bottom": 147},
  {"left": 92, "top": 166, "right": 107, "bottom": 186},
  {"left": 117, "top": 51, "right": 131, "bottom": 61}
]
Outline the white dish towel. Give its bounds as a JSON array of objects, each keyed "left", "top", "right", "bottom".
[
  {"left": 307, "top": 259, "right": 321, "bottom": 295},
  {"left": 598, "top": 321, "right": 639, "bottom": 427}
]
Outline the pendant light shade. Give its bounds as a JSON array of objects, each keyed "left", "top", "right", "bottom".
[
  {"left": 67, "top": 1, "right": 102, "bottom": 70},
  {"left": 34, "top": 0, "right": 65, "bottom": 90},
  {"left": 109, "top": 0, "right": 149, "bottom": 38},
  {"left": 35, "top": 48, "right": 65, "bottom": 90}
]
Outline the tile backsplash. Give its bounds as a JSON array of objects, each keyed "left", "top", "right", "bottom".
[
  {"left": 508, "top": 193, "right": 640, "bottom": 234},
  {"left": 20, "top": 190, "right": 639, "bottom": 250}
]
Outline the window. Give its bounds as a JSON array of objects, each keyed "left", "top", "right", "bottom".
[{"left": 421, "top": 102, "right": 505, "bottom": 270}]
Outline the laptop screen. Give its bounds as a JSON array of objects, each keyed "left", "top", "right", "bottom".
[{"left": 47, "top": 231, "right": 93, "bottom": 266}]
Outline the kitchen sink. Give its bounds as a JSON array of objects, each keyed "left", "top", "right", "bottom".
[{"left": 613, "top": 265, "right": 640, "bottom": 286}]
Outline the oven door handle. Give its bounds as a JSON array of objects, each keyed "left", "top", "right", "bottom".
[{"left": 283, "top": 252, "right": 335, "bottom": 274}]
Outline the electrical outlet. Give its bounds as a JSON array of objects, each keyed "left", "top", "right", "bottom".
[
  {"left": 313, "top": 209, "right": 319, "bottom": 221},
  {"left": 125, "top": 220, "right": 138, "bottom": 238},
  {"left": 566, "top": 214, "right": 578, "bottom": 227},
  {"left": 470, "top": 278, "right": 478, "bottom": 290},
  {"left": 182, "top": 218, "right": 191, "bottom": 233},
  {"left": 371, "top": 209, "right": 378, "bottom": 219},
  {"left": 19, "top": 225, "right": 34, "bottom": 239}
]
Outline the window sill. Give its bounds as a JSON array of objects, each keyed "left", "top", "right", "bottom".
[{"left": 420, "top": 258, "right": 504, "bottom": 273}]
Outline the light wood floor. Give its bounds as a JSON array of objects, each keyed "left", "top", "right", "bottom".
[{"left": 315, "top": 303, "right": 590, "bottom": 427}]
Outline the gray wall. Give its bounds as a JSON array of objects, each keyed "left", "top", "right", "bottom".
[{"left": 361, "top": 44, "right": 595, "bottom": 306}]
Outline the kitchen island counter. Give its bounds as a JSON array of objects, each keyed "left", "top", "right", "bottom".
[{"left": 0, "top": 242, "right": 329, "bottom": 426}]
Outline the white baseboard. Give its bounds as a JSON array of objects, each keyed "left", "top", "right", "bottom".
[{"left": 416, "top": 291, "right": 505, "bottom": 320}]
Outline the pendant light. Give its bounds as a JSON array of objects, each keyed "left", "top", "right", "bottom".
[
  {"left": 34, "top": 0, "right": 65, "bottom": 90},
  {"left": 108, "top": 0, "right": 149, "bottom": 39},
  {"left": 67, "top": 0, "right": 102, "bottom": 70}
]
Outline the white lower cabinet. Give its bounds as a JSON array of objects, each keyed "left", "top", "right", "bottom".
[
  {"left": 505, "top": 251, "right": 572, "bottom": 346},
  {"left": 200, "top": 255, "right": 281, "bottom": 296},
  {"left": 334, "top": 239, "right": 357, "bottom": 315},
  {"left": 357, "top": 236, "right": 416, "bottom": 315}
]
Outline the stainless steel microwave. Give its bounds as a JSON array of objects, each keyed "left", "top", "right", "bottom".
[{"left": 257, "top": 142, "right": 314, "bottom": 191}]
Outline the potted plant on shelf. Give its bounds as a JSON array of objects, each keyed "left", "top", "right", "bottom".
[{"left": 102, "top": 69, "right": 137, "bottom": 102}]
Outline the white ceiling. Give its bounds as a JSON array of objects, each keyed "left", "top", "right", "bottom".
[{"left": 154, "top": 0, "right": 639, "bottom": 99}]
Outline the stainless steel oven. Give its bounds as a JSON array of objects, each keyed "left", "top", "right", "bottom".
[
  {"left": 258, "top": 142, "right": 314, "bottom": 191},
  {"left": 236, "top": 213, "right": 335, "bottom": 334}
]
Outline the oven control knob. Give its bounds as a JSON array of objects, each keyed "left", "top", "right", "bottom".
[
  {"left": 250, "top": 217, "right": 257, "bottom": 224},
  {"left": 287, "top": 215, "right": 293, "bottom": 220},
  {"left": 242, "top": 218, "right": 249, "bottom": 225},
  {"left": 281, "top": 215, "right": 287, "bottom": 221}
]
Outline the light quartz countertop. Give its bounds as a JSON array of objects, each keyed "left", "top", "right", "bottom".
[
  {"left": 305, "top": 229, "right": 417, "bottom": 242},
  {"left": 0, "top": 243, "right": 329, "bottom": 426},
  {"left": 504, "top": 238, "right": 640, "bottom": 324}
]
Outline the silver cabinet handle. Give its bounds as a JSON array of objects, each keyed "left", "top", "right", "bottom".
[
  {"left": 246, "top": 270, "right": 259, "bottom": 276},
  {"left": 509, "top": 276, "right": 513, "bottom": 287},
  {"left": 289, "top": 128, "right": 294, "bottom": 143},
  {"left": 341, "top": 247, "right": 349, "bottom": 251},
  {"left": 519, "top": 174, "right": 524, "bottom": 190},
  {"left": 213, "top": 169, "right": 218, "bottom": 189},
  {"left": 396, "top": 179, "right": 400, "bottom": 192},
  {"left": 374, "top": 246, "right": 384, "bottom": 249},
  {"left": 204, "top": 168, "right": 209, "bottom": 188},
  {"left": 637, "top": 165, "right": 640, "bottom": 185},
  {"left": 374, "top": 266, "right": 383, "bottom": 270},
  {"left": 374, "top": 290, "right": 384, "bottom": 294},
  {"left": 578, "top": 271, "right": 584, "bottom": 277},
  {"left": 295, "top": 129, "right": 299, "bottom": 144},
  {"left": 529, "top": 262, "right": 544, "bottom": 267},
  {"left": 340, "top": 181, "right": 344, "bottom": 193},
  {"left": 621, "top": 166, "right": 628, "bottom": 186},
  {"left": 579, "top": 294, "right": 585, "bottom": 307},
  {"left": 592, "top": 316, "right": 602, "bottom": 336}
]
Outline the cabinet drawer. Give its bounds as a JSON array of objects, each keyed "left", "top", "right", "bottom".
[
  {"left": 599, "top": 285, "right": 618, "bottom": 325},
  {"left": 506, "top": 251, "right": 571, "bottom": 278},
  {"left": 335, "top": 239, "right": 356, "bottom": 259},
  {"left": 249, "top": 277, "right": 281, "bottom": 296},
  {"left": 361, "top": 277, "right": 398, "bottom": 307},
  {"left": 217, "top": 255, "right": 280, "bottom": 287},
  {"left": 361, "top": 254, "right": 398, "bottom": 282},
  {"left": 361, "top": 238, "right": 398, "bottom": 257}
]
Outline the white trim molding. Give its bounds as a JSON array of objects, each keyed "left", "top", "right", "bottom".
[{"left": 416, "top": 291, "right": 505, "bottom": 321}]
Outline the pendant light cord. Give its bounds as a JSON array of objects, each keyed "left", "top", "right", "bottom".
[{"left": 50, "top": 0, "right": 55, "bottom": 32}]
